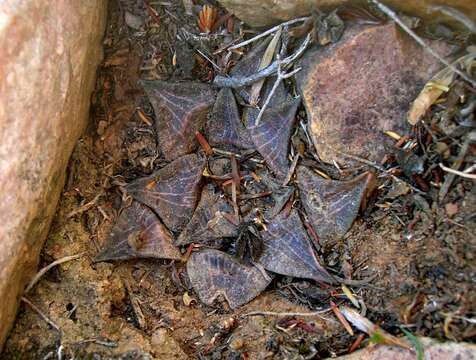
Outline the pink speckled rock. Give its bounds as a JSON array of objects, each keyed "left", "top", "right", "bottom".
[
  {"left": 296, "top": 22, "right": 453, "bottom": 163},
  {"left": 0, "top": 0, "right": 107, "bottom": 348}
]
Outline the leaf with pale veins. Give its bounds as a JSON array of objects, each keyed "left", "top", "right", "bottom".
[
  {"left": 247, "top": 98, "right": 300, "bottom": 179},
  {"left": 176, "top": 184, "right": 239, "bottom": 246},
  {"left": 258, "top": 210, "right": 335, "bottom": 283},
  {"left": 187, "top": 248, "right": 273, "bottom": 309},
  {"left": 297, "top": 166, "right": 374, "bottom": 249},
  {"left": 95, "top": 201, "right": 181, "bottom": 262},
  {"left": 142, "top": 80, "right": 216, "bottom": 161},
  {"left": 207, "top": 88, "right": 253, "bottom": 150},
  {"left": 126, "top": 154, "right": 206, "bottom": 232}
]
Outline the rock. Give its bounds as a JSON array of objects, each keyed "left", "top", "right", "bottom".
[
  {"left": 150, "top": 329, "right": 187, "bottom": 360},
  {"left": 296, "top": 22, "right": 453, "bottom": 163},
  {"left": 0, "top": 0, "right": 107, "bottom": 349},
  {"left": 218, "top": 0, "right": 476, "bottom": 28},
  {"left": 124, "top": 11, "right": 144, "bottom": 30},
  {"left": 332, "top": 337, "right": 476, "bottom": 360}
]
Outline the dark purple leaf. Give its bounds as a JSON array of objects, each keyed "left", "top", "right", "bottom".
[
  {"left": 258, "top": 210, "right": 335, "bottom": 283},
  {"left": 207, "top": 88, "right": 253, "bottom": 150},
  {"left": 258, "top": 170, "right": 294, "bottom": 219},
  {"left": 126, "top": 154, "right": 206, "bottom": 232},
  {"left": 297, "top": 166, "right": 373, "bottom": 248},
  {"left": 187, "top": 249, "right": 273, "bottom": 308},
  {"left": 230, "top": 38, "right": 271, "bottom": 78},
  {"left": 247, "top": 98, "right": 300, "bottom": 179},
  {"left": 141, "top": 80, "right": 216, "bottom": 161},
  {"left": 176, "top": 184, "right": 239, "bottom": 246},
  {"left": 95, "top": 201, "right": 181, "bottom": 262}
]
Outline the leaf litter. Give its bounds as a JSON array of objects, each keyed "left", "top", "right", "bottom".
[{"left": 5, "top": 1, "right": 476, "bottom": 359}]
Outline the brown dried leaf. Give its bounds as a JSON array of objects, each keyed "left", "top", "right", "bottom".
[
  {"left": 126, "top": 154, "right": 205, "bottom": 232},
  {"left": 297, "top": 167, "right": 373, "bottom": 248},
  {"left": 408, "top": 52, "right": 476, "bottom": 125},
  {"left": 187, "top": 249, "right": 273, "bottom": 308},
  {"left": 95, "top": 201, "right": 181, "bottom": 262},
  {"left": 141, "top": 80, "right": 216, "bottom": 161},
  {"left": 249, "top": 28, "right": 282, "bottom": 106},
  {"left": 258, "top": 210, "right": 335, "bottom": 283},
  {"left": 340, "top": 306, "right": 411, "bottom": 350}
]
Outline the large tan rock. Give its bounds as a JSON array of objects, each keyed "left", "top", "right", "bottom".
[
  {"left": 218, "top": 0, "right": 476, "bottom": 27},
  {"left": 296, "top": 23, "right": 452, "bottom": 163},
  {"left": 0, "top": 0, "right": 107, "bottom": 349},
  {"left": 331, "top": 338, "right": 476, "bottom": 360}
]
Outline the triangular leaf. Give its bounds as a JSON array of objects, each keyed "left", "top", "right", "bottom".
[
  {"left": 187, "top": 249, "right": 273, "bottom": 308},
  {"left": 176, "top": 184, "right": 239, "bottom": 246},
  {"left": 207, "top": 88, "right": 253, "bottom": 150},
  {"left": 126, "top": 154, "right": 205, "bottom": 232},
  {"left": 95, "top": 201, "right": 181, "bottom": 262},
  {"left": 297, "top": 166, "right": 373, "bottom": 248},
  {"left": 258, "top": 210, "right": 335, "bottom": 283},
  {"left": 248, "top": 98, "right": 300, "bottom": 178},
  {"left": 141, "top": 80, "right": 216, "bottom": 161}
]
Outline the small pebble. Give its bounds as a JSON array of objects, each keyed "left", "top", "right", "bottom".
[{"left": 230, "top": 337, "right": 244, "bottom": 350}]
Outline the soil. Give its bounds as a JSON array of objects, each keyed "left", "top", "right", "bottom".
[{"left": 3, "top": 1, "right": 475, "bottom": 359}]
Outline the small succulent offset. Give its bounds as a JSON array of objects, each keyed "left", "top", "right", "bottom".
[{"left": 198, "top": 5, "right": 218, "bottom": 33}]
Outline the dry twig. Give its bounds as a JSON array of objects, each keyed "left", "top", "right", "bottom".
[
  {"left": 439, "top": 163, "right": 476, "bottom": 180},
  {"left": 227, "top": 17, "right": 310, "bottom": 50},
  {"left": 214, "top": 33, "right": 311, "bottom": 89},
  {"left": 283, "top": 153, "right": 300, "bottom": 186},
  {"left": 439, "top": 132, "right": 475, "bottom": 201},
  {"left": 371, "top": 0, "right": 476, "bottom": 88},
  {"left": 21, "top": 296, "right": 61, "bottom": 333},
  {"left": 67, "top": 193, "right": 102, "bottom": 218},
  {"left": 254, "top": 63, "right": 302, "bottom": 126},
  {"left": 25, "top": 253, "right": 83, "bottom": 293},
  {"left": 430, "top": 5, "right": 476, "bottom": 34},
  {"left": 243, "top": 308, "right": 333, "bottom": 321}
]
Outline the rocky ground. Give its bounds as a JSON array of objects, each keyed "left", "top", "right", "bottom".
[{"left": 3, "top": 1, "right": 476, "bottom": 359}]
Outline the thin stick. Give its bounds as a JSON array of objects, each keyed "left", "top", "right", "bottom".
[
  {"left": 243, "top": 309, "right": 331, "bottom": 318},
  {"left": 214, "top": 33, "right": 311, "bottom": 88},
  {"left": 212, "top": 147, "right": 264, "bottom": 163},
  {"left": 439, "top": 163, "right": 476, "bottom": 180},
  {"left": 195, "top": 48, "right": 222, "bottom": 72},
  {"left": 21, "top": 296, "right": 61, "bottom": 332},
  {"left": 195, "top": 130, "right": 213, "bottom": 156},
  {"left": 283, "top": 153, "right": 300, "bottom": 186},
  {"left": 79, "top": 339, "right": 118, "bottom": 347},
  {"left": 254, "top": 64, "right": 302, "bottom": 126},
  {"left": 25, "top": 253, "right": 83, "bottom": 293},
  {"left": 430, "top": 5, "right": 476, "bottom": 34},
  {"left": 67, "top": 193, "right": 101, "bottom": 218},
  {"left": 370, "top": 0, "right": 476, "bottom": 88},
  {"left": 239, "top": 191, "right": 272, "bottom": 200},
  {"left": 439, "top": 134, "right": 472, "bottom": 201},
  {"left": 228, "top": 17, "right": 310, "bottom": 50},
  {"left": 331, "top": 301, "right": 354, "bottom": 335}
]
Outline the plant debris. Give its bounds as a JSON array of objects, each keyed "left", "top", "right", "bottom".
[{"left": 5, "top": 1, "right": 476, "bottom": 358}]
